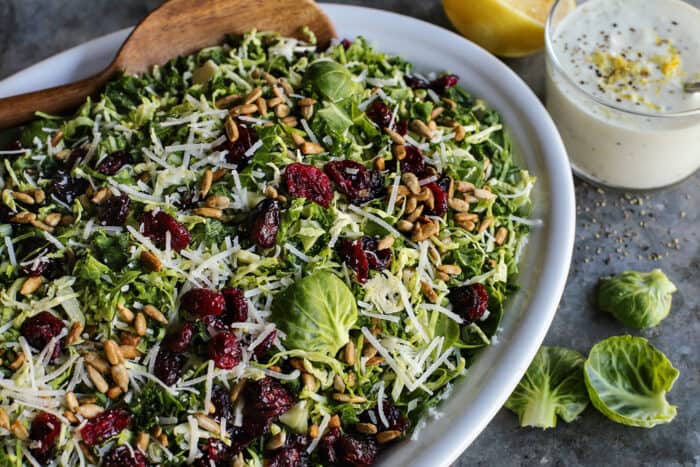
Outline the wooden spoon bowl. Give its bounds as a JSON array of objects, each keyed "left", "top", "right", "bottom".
[{"left": 0, "top": 0, "right": 336, "bottom": 129}]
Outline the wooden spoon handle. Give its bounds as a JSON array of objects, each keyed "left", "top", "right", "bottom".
[
  {"left": 0, "top": 0, "right": 336, "bottom": 130},
  {"left": 0, "top": 68, "right": 113, "bottom": 129}
]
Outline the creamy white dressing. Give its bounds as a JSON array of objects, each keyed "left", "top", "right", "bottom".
[{"left": 546, "top": 0, "right": 700, "bottom": 189}]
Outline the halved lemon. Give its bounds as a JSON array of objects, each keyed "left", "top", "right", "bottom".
[{"left": 443, "top": 0, "right": 576, "bottom": 57}]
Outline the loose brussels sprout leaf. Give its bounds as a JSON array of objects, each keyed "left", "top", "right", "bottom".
[
  {"left": 279, "top": 400, "right": 309, "bottom": 434},
  {"left": 304, "top": 60, "right": 360, "bottom": 102},
  {"left": 271, "top": 270, "right": 358, "bottom": 356},
  {"left": 597, "top": 269, "right": 677, "bottom": 328},
  {"left": 434, "top": 313, "right": 460, "bottom": 353},
  {"left": 505, "top": 346, "right": 588, "bottom": 429},
  {"left": 316, "top": 101, "right": 354, "bottom": 135},
  {"left": 584, "top": 335, "right": 678, "bottom": 427}
]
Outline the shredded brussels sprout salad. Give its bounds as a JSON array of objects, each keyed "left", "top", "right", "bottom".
[{"left": 0, "top": 30, "right": 535, "bottom": 466}]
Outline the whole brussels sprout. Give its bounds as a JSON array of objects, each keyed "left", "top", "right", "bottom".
[
  {"left": 304, "top": 59, "right": 360, "bottom": 102},
  {"left": 271, "top": 270, "right": 358, "bottom": 356},
  {"left": 597, "top": 269, "right": 676, "bottom": 328}
]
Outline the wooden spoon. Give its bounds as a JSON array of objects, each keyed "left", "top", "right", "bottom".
[{"left": 0, "top": 0, "right": 336, "bottom": 129}]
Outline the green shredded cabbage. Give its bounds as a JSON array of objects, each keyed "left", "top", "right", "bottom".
[{"left": 0, "top": 31, "right": 534, "bottom": 465}]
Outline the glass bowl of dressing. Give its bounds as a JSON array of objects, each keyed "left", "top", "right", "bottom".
[{"left": 545, "top": 0, "right": 700, "bottom": 190}]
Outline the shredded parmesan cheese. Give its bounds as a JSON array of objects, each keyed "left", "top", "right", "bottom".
[
  {"left": 4, "top": 237, "right": 16, "bottom": 266},
  {"left": 307, "top": 412, "right": 331, "bottom": 454}
]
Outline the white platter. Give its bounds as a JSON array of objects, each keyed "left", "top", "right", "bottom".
[{"left": 0, "top": 4, "right": 576, "bottom": 466}]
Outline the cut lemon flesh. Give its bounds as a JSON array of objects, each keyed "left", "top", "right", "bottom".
[{"left": 443, "top": 0, "right": 575, "bottom": 57}]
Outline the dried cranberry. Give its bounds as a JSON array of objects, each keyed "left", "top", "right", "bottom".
[
  {"left": 209, "top": 419, "right": 267, "bottom": 460},
  {"left": 29, "top": 412, "right": 61, "bottom": 463},
  {"left": 103, "top": 445, "right": 147, "bottom": 467},
  {"left": 267, "top": 446, "right": 309, "bottom": 467},
  {"left": 395, "top": 119, "right": 408, "bottom": 136},
  {"left": 248, "top": 199, "right": 280, "bottom": 249},
  {"left": 62, "top": 147, "right": 87, "bottom": 170},
  {"left": 366, "top": 100, "right": 392, "bottom": 129},
  {"left": 403, "top": 75, "right": 430, "bottom": 89},
  {"left": 253, "top": 329, "right": 277, "bottom": 360},
  {"left": 286, "top": 434, "right": 310, "bottom": 451},
  {"left": 233, "top": 419, "right": 269, "bottom": 451},
  {"left": 324, "top": 161, "right": 385, "bottom": 204},
  {"left": 50, "top": 173, "right": 88, "bottom": 205},
  {"left": 448, "top": 283, "right": 489, "bottom": 322},
  {"left": 174, "top": 188, "right": 197, "bottom": 210},
  {"left": 244, "top": 377, "right": 294, "bottom": 422},
  {"left": 208, "top": 331, "right": 243, "bottom": 369},
  {"left": 5, "top": 140, "right": 23, "bottom": 151},
  {"left": 430, "top": 74, "right": 459, "bottom": 94},
  {"left": 20, "top": 311, "right": 64, "bottom": 358},
  {"left": 361, "top": 236, "right": 392, "bottom": 270},
  {"left": 425, "top": 182, "right": 448, "bottom": 216},
  {"left": 221, "top": 288, "right": 248, "bottom": 324},
  {"left": 340, "top": 38, "right": 353, "bottom": 49},
  {"left": 388, "top": 145, "right": 427, "bottom": 176},
  {"left": 181, "top": 288, "right": 226, "bottom": 319},
  {"left": 0, "top": 204, "right": 11, "bottom": 224},
  {"left": 364, "top": 169, "right": 385, "bottom": 202},
  {"left": 141, "top": 211, "right": 191, "bottom": 252},
  {"left": 339, "top": 236, "right": 392, "bottom": 283},
  {"left": 265, "top": 435, "right": 310, "bottom": 467},
  {"left": 338, "top": 238, "right": 369, "bottom": 283},
  {"left": 95, "top": 150, "right": 131, "bottom": 175},
  {"left": 20, "top": 258, "right": 49, "bottom": 277},
  {"left": 437, "top": 175, "right": 451, "bottom": 193},
  {"left": 210, "top": 385, "right": 234, "bottom": 423},
  {"left": 163, "top": 322, "right": 195, "bottom": 353},
  {"left": 402, "top": 145, "right": 428, "bottom": 175},
  {"left": 215, "top": 123, "right": 258, "bottom": 170},
  {"left": 198, "top": 438, "right": 233, "bottom": 463},
  {"left": 319, "top": 427, "right": 341, "bottom": 465},
  {"left": 153, "top": 349, "right": 187, "bottom": 386},
  {"left": 284, "top": 163, "right": 333, "bottom": 208},
  {"left": 359, "top": 400, "right": 409, "bottom": 433},
  {"left": 21, "top": 257, "right": 65, "bottom": 281},
  {"left": 97, "top": 194, "right": 131, "bottom": 226},
  {"left": 203, "top": 315, "right": 229, "bottom": 336},
  {"left": 337, "top": 434, "right": 378, "bottom": 467},
  {"left": 80, "top": 409, "right": 131, "bottom": 446}
]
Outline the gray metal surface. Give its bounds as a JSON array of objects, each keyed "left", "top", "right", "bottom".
[{"left": 1, "top": 1, "right": 697, "bottom": 465}]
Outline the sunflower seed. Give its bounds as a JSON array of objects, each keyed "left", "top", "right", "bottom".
[
  {"left": 244, "top": 87, "right": 263, "bottom": 105},
  {"left": 356, "top": 422, "right": 378, "bottom": 434},
  {"left": 193, "top": 207, "right": 223, "bottom": 219},
  {"left": 143, "top": 304, "right": 168, "bottom": 324},
  {"left": 0, "top": 409, "right": 9, "bottom": 430},
  {"left": 134, "top": 312, "right": 147, "bottom": 336},
  {"left": 265, "top": 431, "right": 286, "bottom": 450},
  {"left": 76, "top": 404, "right": 104, "bottom": 419},
  {"left": 200, "top": 169, "right": 214, "bottom": 197},
  {"left": 66, "top": 392, "right": 79, "bottom": 412},
  {"left": 20, "top": 276, "right": 42, "bottom": 296},
  {"left": 103, "top": 339, "right": 124, "bottom": 365},
  {"left": 111, "top": 364, "right": 129, "bottom": 392},
  {"left": 10, "top": 420, "right": 29, "bottom": 440},
  {"left": 376, "top": 430, "right": 402, "bottom": 444},
  {"left": 87, "top": 365, "right": 109, "bottom": 393}
]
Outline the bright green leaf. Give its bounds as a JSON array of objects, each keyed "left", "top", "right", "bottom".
[
  {"left": 271, "top": 270, "right": 357, "bottom": 356},
  {"left": 584, "top": 335, "right": 678, "bottom": 428},
  {"left": 597, "top": 269, "right": 677, "bottom": 328},
  {"left": 304, "top": 60, "right": 360, "bottom": 102},
  {"left": 505, "top": 346, "right": 588, "bottom": 429}
]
